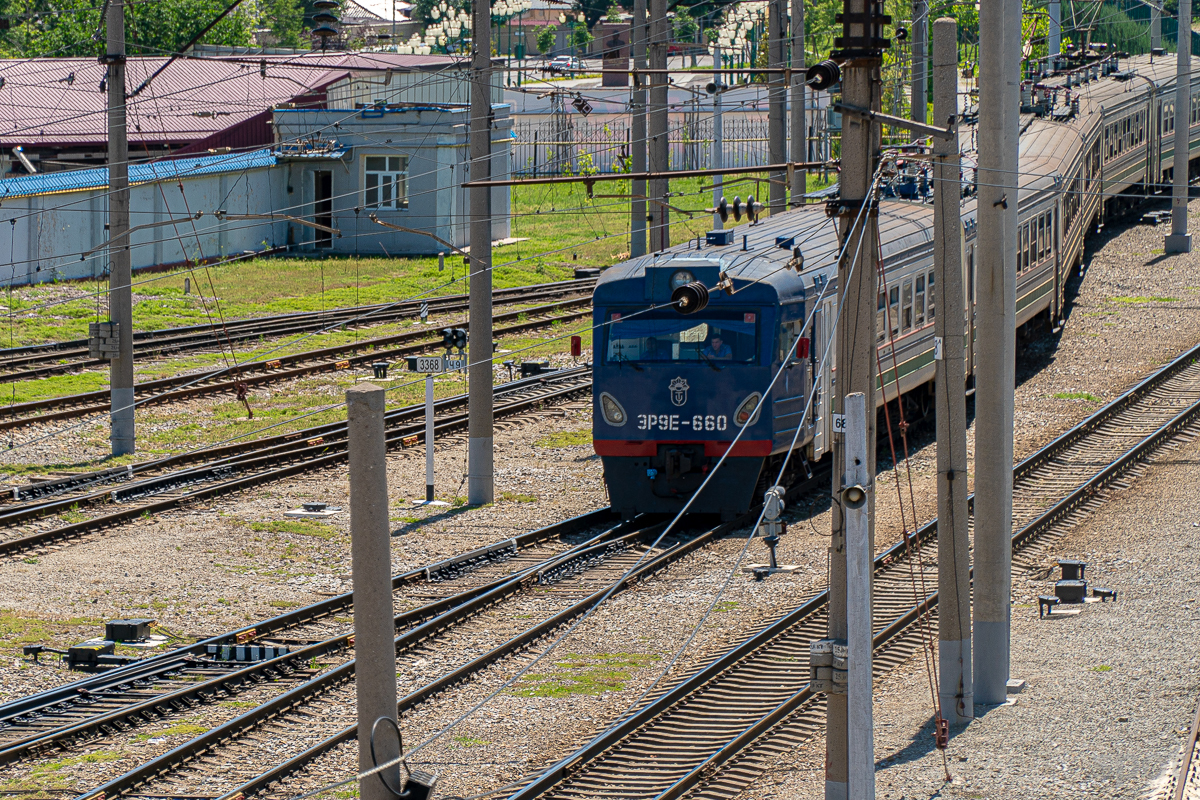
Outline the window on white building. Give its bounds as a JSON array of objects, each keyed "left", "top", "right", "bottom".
[{"left": 365, "top": 155, "right": 409, "bottom": 209}]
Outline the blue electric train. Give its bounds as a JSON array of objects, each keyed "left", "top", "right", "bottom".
[{"left": 592, "top": 52, "right": 1200, "bottom": 520}]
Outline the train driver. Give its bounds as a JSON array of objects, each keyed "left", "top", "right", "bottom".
[{"left": 702, "top": 334, "right": 732, "bottom": 360}]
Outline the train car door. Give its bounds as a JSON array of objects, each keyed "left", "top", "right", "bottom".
[{"left": 812, "top": 295, "right": 836, "bottom": 460}]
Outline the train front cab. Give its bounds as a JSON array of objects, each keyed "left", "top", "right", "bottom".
[{"left": 592, "top": 258, "right": 814, "bottom": 520}]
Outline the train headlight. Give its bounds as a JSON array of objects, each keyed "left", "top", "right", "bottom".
[
  {"left": 669, "top": 269, "right": 696, "bottom": 292},
  {"left": 599, "top": 392, "right": 628, "bottom": 427},
  {"left": 734, "top": 392, "right": 762, "bottom": 427}
]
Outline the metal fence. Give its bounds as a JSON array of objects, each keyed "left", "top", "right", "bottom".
[{"left": 512, "top": 115, "right": 779, "bottom": 176}]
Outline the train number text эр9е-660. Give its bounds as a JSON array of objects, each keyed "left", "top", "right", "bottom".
[{"left": 636, "top": 414, "right": 728, "bottom": 431}]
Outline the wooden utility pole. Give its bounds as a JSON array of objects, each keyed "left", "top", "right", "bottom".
[
  {"left": 107, "top": 0, "right": 134, "bottom": 456},
  {"left": 768, "top": 0, "right": 787, "bottom": 212},
  {"left": 648, "top": 0, "right": 669, "bottom": 251},
  {"left": 467, "top": 0, "right": 494, "bottom": 505},
  {"left": 827, "top": 0, "right": 883, "bottom": 796},
  {"left": 932, "top": 15, "right": 972, "bottom": 728},
  {"left": 630, "top": 0, "right": 648, "bottom": 256},
  {"left": 974, "top": 0, "right": 1019, "bottom": 705},
  {"left": 789, "top": 0, "right": 806, "bottom": 204}
]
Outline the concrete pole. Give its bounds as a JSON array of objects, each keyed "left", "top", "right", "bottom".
[
  {"left": 425, "top": 374, "right": 435, "bottom": 502},
  {"left": 768, "top": 0, "right": 787, "bottom": 212},
  {"left": 1049, "top": 0, "right": 1061, "bottom": 57},
  {"left": 648, "top": 0, "right": 669, "bottom": 252},
  {"left": 790, "top": 0, "right": 807, "bottom": 204},
  {"left": 827, "top": 1, "right": 880, "bottom": 795},
  {"left": 107, "top": 0, "right": 134, "bottom": 457},
  {"left": 911, "top": 0, "right": 928, "bottom": 123},
  {"left": 973, "top": 0, "right": 1019, "bottom": 706},
  {"left": 630, "top": 0, "right": 648, "bottom": 257},
  {"left": 932, "top": 16, "right": 972, "bottom": 728},
  {"left": 1152, "top": 2, "right": 1163, "bottom": 52},
  {"left": 346, "top": 384, "right": 400, "bottom": 800},
  {"left": 844, "top": 392, "right": 874, "bottom": 800},
  {"left": 712, "top": 44, "right": 724, "bottom": 230},
  {"left": 1166, "top": 0, "right": 1193, "bottom": 254},
  {"left": 468, "top": 0, "right": 494, "bottom": 505}
]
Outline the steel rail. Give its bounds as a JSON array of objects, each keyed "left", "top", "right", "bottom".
[
  {"left": 0, "top": 370, "right": 593, "bottom": 557},
  {"left": 0, "top": 278, "right": 596, "bottom": 374},
  {"left": 1175, "top": 694, "right": 1200, "bottom": 800},
  {"left": 80, "top": 513, "right": 728, "bottom": 800},
  {"left": 0, "top": 507, "right": 616, "bottom": 726},
  {"left": 505, "top": 349, "right": 1200, "bottom": 800},
  {"left": 0, "top": 519, "right": 639, "bottom": 765},
  {"left": 0, "top": 298, "right": 592, "bottom": 430},
  {"left": 8, "top": 365, "right": 590, "bottom": 507},
  {"left": 203, "top": 510, "right": 766, "bottom": 800}
]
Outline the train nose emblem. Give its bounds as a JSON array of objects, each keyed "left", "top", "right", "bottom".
[{"left": 669, "top": 377, "right": 690, "bottom": 407}]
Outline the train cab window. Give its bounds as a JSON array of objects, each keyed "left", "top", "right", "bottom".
[
  {"left": 927, "top": 271, "right": 936, "bottom": 319},
  {"left": 889, "top": 286, "right": 900, "bottom": 337},
  {"left": 604, "top": 307, "right": 759, "bottom": 365},
  {"left": 901, "top": 279, "right": 913, "bottom": 333},
  {"left": 1037, "top": 215, "right": 1045, "bottom": 262},
  {"left": 915, "top": 275, "right": 926, "bottom": 327},
  {"left": 877, "top": 290, "right": 887, "bottom": 343},
  {"left": 1020, "top": 224, "right": 1029, "bottom": 272}
]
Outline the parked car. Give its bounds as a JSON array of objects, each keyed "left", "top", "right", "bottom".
[{"left": 547, "top": 55, "right": 582, "bottom": 73}]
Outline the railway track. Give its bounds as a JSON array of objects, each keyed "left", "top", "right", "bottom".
[
  {"left": 0, "top": 508, "right": 622, "bottom": 769},
  {"left": 0, "top": 366, "right": 594, "bottom": 559},
  {"left": 0, "top": 296, "right": 592, "bottom": 432},
  {"left": 492, "top": 339, "right": 1200, "bottom": 800},
  {"left": 0, "top": 278, "right": 596, "bottom": 381},
  {"left": 68, "top": 509, "right": 762, "bottom": 800},
  {"left": 1152, "top": 696, "right": 1200, "bottom": 800}
]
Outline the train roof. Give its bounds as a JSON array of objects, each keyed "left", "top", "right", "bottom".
[{"left": 595, "top": 200, "right": 937, "bottom": 301}]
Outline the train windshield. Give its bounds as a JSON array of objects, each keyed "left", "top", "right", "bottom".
[{"left": 603, "top": 307, "right": 760, "bottom": 365}]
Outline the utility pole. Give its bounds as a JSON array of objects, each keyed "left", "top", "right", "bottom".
[
  {"left": 768, "top": 0, "right": 787, "bottom": 212},
  {"left": 790, "top": 0, "right": 807, "bottom": 204},
  {"left": 827, "top": 1, "right": 882, "bottom": 796},
  {"left": 630, "top": 0, "right": 648, "bottom": 257},
  {"left": 973, "top": 0, "right": 1019, "bottom": 706},
  {"left": 1166, "top": 0, "right": 1192, "bottom": 254},
  {"left": 648, "top": 0, "right": 669, "bottom": 252},
  {"left": 1152, "top": 1, "right": 1163, "bottom": 52},
  {"left": 843, "top": 392, "right": 875, "bottom": 800},
  {"left": 712, "top": 43, "right": 724, "bottom": 231},
  {"left": 911, "top": 0, "right": 927, "bottom": 123},
  {"left": 346, "top": 384, "right": 401, "bottom": 800},
  {"left": 107, "top": 0, "right": 134, "bottom": 457},
  {"left": 1049, "top": 0, "right": 1061, "bottom": 57},
  {"left": 468, "top": 0, "right": 494, "bottom": 505},
  {"left": 932, "top": 15, "right": 972, "bottom": 728}
]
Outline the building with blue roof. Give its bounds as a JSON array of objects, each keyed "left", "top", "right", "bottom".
[{"left": 0, "top": 103, "right": 511, "bottom": 286}]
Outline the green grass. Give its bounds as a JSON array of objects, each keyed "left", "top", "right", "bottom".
[
  {"left": 499, "top": 491, "right": 538, "bottom": 503},
  {"left": 714, "top": 601, "right": 740, "bottom": 613},
  {"left": 0, "top": 173, "right": 810, "bottom": 348},
  {"left": 1052, "top": 391, "right": 1102, "bottom": 403},
  {"left": 0, "top": 610, "right": 100, "bottom": 653},
  {"left": 512, "top": 652, "right": 660, "bottom": 698},
  {"left": 1109, "top": 295, "right": 1179, "bottom": 304},
  {"left": 248, "top": 519, "right": 342, "bottom": 541},
  {"left": 535, "top": 429, "right": 591, "bottom": 448},
  {"left": 1091, "top": 664, "right": 1113, "bottom": 672},
  {"left": 450, "top": 735, "right": 489, "bottom": 748},
  {"left": 268, "top": 600, "right": 301, "bottom": 609},
  {"left": 133, "top": 722, "right": 208, "bottom": 741},
  {"left": 0, "top": 750, "right": 123, "bottom": 793}
]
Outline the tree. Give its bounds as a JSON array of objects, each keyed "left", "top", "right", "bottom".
[
  {"left": 571, "top": 24, "right": 592, "bottom": 51},
  {"left": 673, "top": 7, "right": 697, "bottom": 44},
  {"left": 0, "top": 0, "right": 254, "bottom": 57},
  {"left": 535, "top": 22, "right": 556, "bottom": 54},
  {"left": 260, "top": 0, "right": 305, "bottom": 48},
  {"left": 605, "top": 1, "right": 621, "bottom": 24}
]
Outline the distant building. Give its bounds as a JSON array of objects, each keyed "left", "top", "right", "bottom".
[
  {"left": 0, "top": 103, "right": 511, "bottom": 285},
  {"left": 0, "top": 51, "right": 470, "bottom": 175}
]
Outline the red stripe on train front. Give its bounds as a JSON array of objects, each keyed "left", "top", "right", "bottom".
[{"left": 594, "top": 440, "right": 773, "bottom": 457}]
